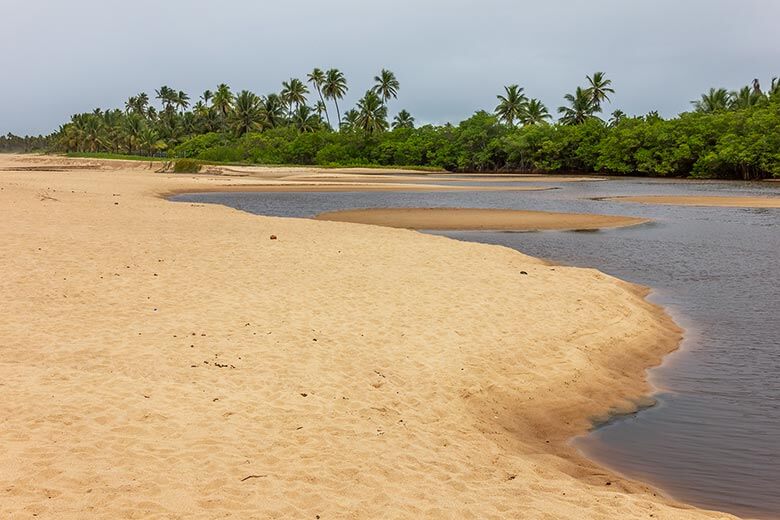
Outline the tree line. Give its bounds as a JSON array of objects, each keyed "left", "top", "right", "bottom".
[{"left": 5, "top": 70, "right": 780, "bottom": 179}]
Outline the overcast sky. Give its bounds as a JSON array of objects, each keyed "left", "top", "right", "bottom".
[{"left": 2, "top": 0, "right": 779, "bottom": 135}]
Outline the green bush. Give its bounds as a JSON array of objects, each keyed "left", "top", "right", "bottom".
[{"left": 173, "top": 158, "right": 202, "bottom": 173}]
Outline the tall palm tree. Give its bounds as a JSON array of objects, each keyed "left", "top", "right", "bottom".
[
  {"left": 495, "top": 85, "right": 527, "bottom": 127},
  {"left": 212, "top": 84, "right": 234, "bottom": 117},
  {"left": 230, "top": 90, "right": 263, "bottom": 136},
  {"left": 355, "top": 90, "right": 388, "bottom": 133},
  {"left": 201, "top": 90, "right": 213, "bottom": 107},
  {"left": 691, "top": 88, "right": 731, "bottom": 113},
  {"left": 307, "top": 68, "right": 330, "bottom": 127},
  {"left": 281, "top": 78, "right": 309, "bottom": 117},
  {"left": 323, "top": 69, "right": 348, "bottom": 130},
  {"left": 392, "top": 109, "right": 415, "bottom": 129},
  {"left": 372, "top": 69, "right": 400, "bottom": 104},
  {"left": 519, "top": 98, "right": 551, "bottom": 125},
  {"left": 586, "top": 72, "right": 614, "bottom": 109},
  {"left": 175, "top": 91, "right": 190, "bottom": 113},
  {"left": 558, "top": 87, "right": 599, "bottom": 125}
]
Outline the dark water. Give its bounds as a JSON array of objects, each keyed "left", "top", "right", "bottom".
[{"left": 172, "top": 178, "right": 780, "bottom": 519}]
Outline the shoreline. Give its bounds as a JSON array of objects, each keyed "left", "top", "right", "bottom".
[
  {"left": 0, "top": 154, "right": 737, "bottom": 518},
  {"left": 314, "top": 207, "right": 649, "bottom": 231}
]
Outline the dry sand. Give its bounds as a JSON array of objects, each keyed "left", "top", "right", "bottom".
[
  {"left": 0, "top": 155, "right": 737, "bottom": 519},
  {"left": 608, "top": 195, "right": 780, "bottom": 208},
  {"left": 315, "top": 207, "right": 648, "bottom": 231}
]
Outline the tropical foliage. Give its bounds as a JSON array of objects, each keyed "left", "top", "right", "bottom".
[{"left": 5, "top": 70, "right": 780, "bottom": 179}]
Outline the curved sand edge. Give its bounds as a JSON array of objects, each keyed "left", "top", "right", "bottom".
[
  {"left": 0, "top": 155, "right": 736, "bottom": 519},
  {"left": 608, "top": 195, "right": 780, "bottom": 208},
  {"left": 315, "top": 207, "right": 649, "bottom": 231}
]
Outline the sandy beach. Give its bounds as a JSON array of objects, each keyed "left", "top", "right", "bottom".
[
  {"left": 315, "top": 207, "right": 648, "bottom": 231},
  {"left": 0, "top": 155, "right": 737, "bottom": 519},
  {"left": 608, "top": 195, "right": 780, "bottom": 208}
]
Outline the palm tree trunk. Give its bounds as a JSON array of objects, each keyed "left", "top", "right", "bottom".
[
  {"left": 317, "top": 86, "right": 330, "bottom": 128},
  {"left": 334, "top": 99, "right": 341, "bottom": 131}
]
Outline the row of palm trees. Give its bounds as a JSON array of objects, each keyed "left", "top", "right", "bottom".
[
  {"left": 56, "top": 68, "right": 417, "bottom": 154},
  {"left": 494, "top": 72, "right": 615, "bottom": 127},
  {"left": 692, "top": 78, "right": 780, "bottom": 112}
]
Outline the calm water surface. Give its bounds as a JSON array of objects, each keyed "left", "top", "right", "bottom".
[{"left": 173, "top": 178, "right": 780, "bottom": 519}]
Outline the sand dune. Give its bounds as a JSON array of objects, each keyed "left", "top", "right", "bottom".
[
  {"left": 315, "top": 207, "right": 648, "bottom": 231},
  {"left": 608, "top": 195, "right": 780, "bottom": 208},
  {"left": 0, "top": 155, "right": 736, "bottom": 519}
]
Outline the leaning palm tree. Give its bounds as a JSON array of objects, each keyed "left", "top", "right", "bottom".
[
  {"left": 323, "top": 69, "right": 348, "bottom": 130},
  {"left": 281, "top": 78, "right": 309, "bottom": 118},
  {"left": 495, "top": 85, "right": 527, "bottom": 127},
  {"left": 586, "top": 72, "right": 614, "bottom": 109},
  {"left": 372, "top": 69, "right": 400, "bottom": 105},
  {"left": 212, "top": 84, "right": 234, "bottom": 117},
  {"left": 392, "top": 109, "right": 415, "bottom": 129},
  {"left": 230, "top": 90, "right": 263, "bottom": 136},
  {"left": 518, "top": 98, "right": 551, "bottom": 125},
  {"left": 307, "top": 68, "right": 330, "bottom": 127},
  {"left": 558, "top": 87, "right": 599, "bottom": 125},
  {"left": 691, "top": 88, "right": 731, "bottom": 113},
  {"left": 355, "top": 90, "right": 388, "bottom": 133}
]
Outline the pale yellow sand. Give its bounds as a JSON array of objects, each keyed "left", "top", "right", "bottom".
[
  {"left": 609, "top": 195, "right": 780, "bottom": 208},
  {"left": 315, "top": 207, "right": 648, "bottom": 231},
  {"left": 0, "top": 155, "right": 736, "bottom": 519}
]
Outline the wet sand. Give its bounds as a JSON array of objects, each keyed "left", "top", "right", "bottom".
[
  {"left": 0, "top": 154, "right": 736, "bottom": 519},
  {"left": 608, "top": 195, "right": 780, "bottom": 208},
  {"left": 315, "top": 207, "right": 648, "bottom": 231}
]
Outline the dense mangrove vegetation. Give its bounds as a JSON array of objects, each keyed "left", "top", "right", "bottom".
[{"left": 7, "top": 69, "right": 780, "bottom": 179}]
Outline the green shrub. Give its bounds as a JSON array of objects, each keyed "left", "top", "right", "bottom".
[{"left": 173, "top": 159, "right": 202, "bottom": 173}]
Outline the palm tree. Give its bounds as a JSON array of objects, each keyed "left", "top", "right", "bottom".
[
  {"left": 121, "top": 114, "right": 145, "bottom": 153},
  {"left": 281, "top": 78, "right": 309, "bottom": 117},
  {"left": 558, "top": 87, "right": 599, "bottom": 125},
  {"left": 769, "top": 78, "right": 780, "bottom": 99},
  {"left": 495, "top": 85, "right": 528, "bottom": 127},
  {"left": 201, "top": 90, "right": 213, "bottom": 107},
  {"left": 175, "top": 91, "right": 190, "bottom": 113},
  {"left": 323, "top": 69, "right": 348, "bottom": 130},
  {"left": 730, "top": 86, "right": 762, "bottom": 110},
  {"left": 586, "top": 72, "right": 614, "bottom": 109},
  {"left": 155, "top": 86, "right": 177, "bottom": 112},
  {"left": 212, "top": 84, "right": 234, "bottom": 117},
  {"left": 341, "top": 109, "right": 359, "bottom": 132},
  {"left": 292, "top": 105, "right": 320, "bottom": 133},
  {"left": 372, "top": 69, "right": 400, "bottom": 104},
  {"left": 692, "top": 88, "right": 731, "bottom": 113},
  {"left": 262, "top": 94, "right": 286, "bottom": 128},
  {"left": 231, "top": 90, "right": 263, "bottom": 136},
  {"left": 608, "top": 109, "right": 627, "bottom": 127},
  {"left": 519, "top": 98, "right": 551, "bottom": 125},
  {"left": 355, "top": 90, "right": 388, "bottom": 133},
  {"left": 307, "top": 68, "right": 330, "bottom": 127},
  {"left": 139, "top": 127, "right": 165, "bottom": 156},
  {"left": 392, "top": 109, "right": 415, "bottom": 129}
]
